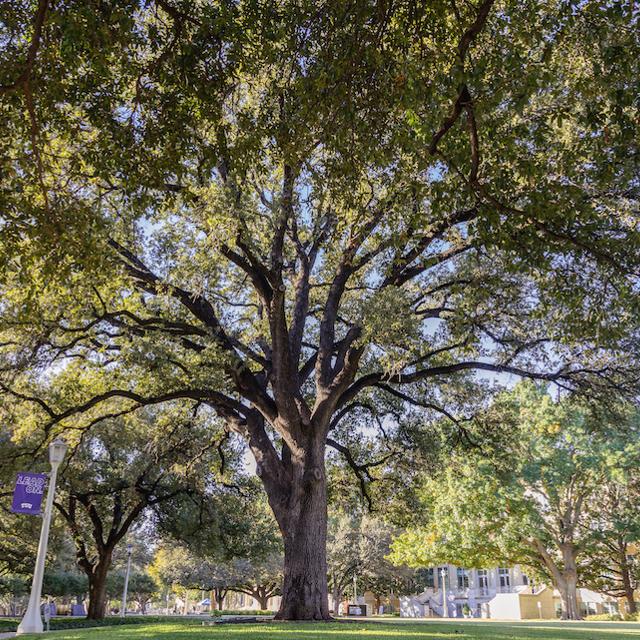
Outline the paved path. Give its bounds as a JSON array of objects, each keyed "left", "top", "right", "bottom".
[{"left": 0, "top": 633, "right": 16, "bottom": 638}]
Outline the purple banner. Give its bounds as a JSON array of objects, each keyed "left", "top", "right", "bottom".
[{"left": 11, "top": 472, "right": 47, "bottom": 515}]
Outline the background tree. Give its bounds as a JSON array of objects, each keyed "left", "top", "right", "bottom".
[
  {"left": 2, "top": 0, "right": 640, "bottom": 620},
  {"left": 36, "top": 406, "right": 236, "bottom": 619},
  {"left": 152, "top": 544, "right": 240, "bottom": 612},
  {"left": 358, "top": 518, "right": 416, "bottom": 612},
  {"left": 582, "top": 477, "right": 640, "bottom": 614},
  {"left": 0, "top": 433, "right": 67, "bottom": 578},
  {"left": 107, "top": 571, "right": 159, "bottom": 615},
  {"left": 155, "top": 496, "right": 283, "bottom": 611},
  {"left": 225, "top": 554, "right": 282, "bottom": 611},
  {"left": 0, "top": 576, "right": 28, "bottom": 616},
  {"left": 327, "top": 511, "right": 415, "bottom": 613},
  {"left": 389, "top": 384, "right": 640, "bottom": 620},
  {"left": 326, "top": 513, "right": 362, "bottom": 612},
  {"left": 42, "top": 570, "right": 88, "bottom": 607}
]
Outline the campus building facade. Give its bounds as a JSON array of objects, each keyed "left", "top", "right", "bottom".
[
  {"left": 399, "top": 564, "right": 620, "bottom": 620},
  {"left": 400, "top": 564, "right": 535, "bottom": 618}
]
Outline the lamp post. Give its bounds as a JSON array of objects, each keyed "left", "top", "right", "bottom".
[
  {"left": 17, "top": 438, "right": 67, "bottom": 635},
  {"left": 440, "top": 568, "right": 448, "bottom": 618},
  {"left": 121, "top": 543, "right": 133, "bottom": 618}
]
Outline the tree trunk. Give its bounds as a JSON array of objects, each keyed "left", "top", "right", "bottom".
[
  {"left": 86, "top": 560, "right": 111, "bottom": 620},
  {"left": 618, "top": 547, "right": 637, "bottom": 615},
  {"left": 557, "top": 545, "right": 581, "bottom": 620},
  {"left": 556, "top": 576, "right": 580, "bottom": 620},
  {"left": 272, "top": 438, "right": 330, "bottom": 620},
  {"left": 256, "top": 593, "right": 270, "bottom": 610},
  {"left": 621, "top": 564, "right": 637, "bottom": 614},
  {"left": 331, "top": 581, "right": 343, "bottom": 615},
  {"left": 214, "top": 588, "right": 225, "bottom": 610}
]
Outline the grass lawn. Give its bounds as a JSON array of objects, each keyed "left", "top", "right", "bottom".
[{"left": 16, "top": 619, "right": 640, "bottom": 640}]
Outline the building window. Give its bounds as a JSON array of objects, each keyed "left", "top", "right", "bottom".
[
  {"left": 477, "top": 569, "right": 489, "bottom": 595},
  {"left": 418, "top": 567, "right": 435, "bottom": 589},
  {"left": 522, "top": 574, "right": 529, "bottom": 585},
  {"left": 457, "top": 568, "right": 469, "bottom": 589},
  {"left": 498, "top": 568, "right": 510, "bottom": 590}
]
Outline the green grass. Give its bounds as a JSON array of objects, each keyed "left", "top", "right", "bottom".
[
  {"left": 14, "top": 619, "right": 640, "bottom": 640},
  {"left": 0, "top": 615, "right": 205, "bottom": 633}
]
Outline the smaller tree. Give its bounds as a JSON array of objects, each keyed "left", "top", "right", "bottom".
[
  {"left": 327, "top": 512, "right": 415, "bottom": 613},
  {"left": 0, "top": 576, "right": 28, "bottom": 616},
  {"left": 0, "top": 433, "right": 68, "bottom": 578},
  {"left": 155, "top": 494, "right": 283, "bottom": 611},
  {"left": 51, "top": 405, "right": 231, "bottom": 619},
  {"left": 390, "top": 384, "right": 640, "bottom": 620},
  {"left": 151, "top": 544, "right": 239, "bottom": 611},
  {"left": 108, "top": 572, "right": 158, "bottom": 614},
  {"left": 43, "top": 570, "right": 88, "bottom": 605},
  {"left": 229, "top": 554, "right": 282, "bottom": 611},
  {"left": 582, "top": 478, "right": 640, "bottom": 614}
]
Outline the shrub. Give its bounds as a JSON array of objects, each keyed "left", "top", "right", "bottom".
[
  {"left": 585, "top": 613, "right": 622, "bottom": 621},
  {"left": 0, "top": 615, "right": 205, "bottom": 632},
  {"left": 0, "top": 619, "right": 18, "bottom": 632},
  {"left": 210, "top": 609, "right": 274, "bottom": 617}
]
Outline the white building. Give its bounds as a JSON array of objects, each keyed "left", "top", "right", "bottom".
[
  {"left": 400, "top": 564, "right": 619, "bottom": 620},
  {"left": 400, "top": 564, "right": 550, "bottom": 619}
]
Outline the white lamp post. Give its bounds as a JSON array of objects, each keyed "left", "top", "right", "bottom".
[
  {"left": 121, "top": 543, "right": 133, "bottom": 618},
  {"left": 17, "top": 439, "right": 67, "bottom": 635},
  {"left": 440, "top": 568, "right": 448, "bottom": 618}
]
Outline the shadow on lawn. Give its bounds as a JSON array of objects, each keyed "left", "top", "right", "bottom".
[{"left": 19, "top": 620, "right": 640, "bottom": 640}]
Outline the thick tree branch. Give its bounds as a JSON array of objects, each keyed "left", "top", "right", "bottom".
[{"left": 0, "top": 0, "right": 49, "bottom": 94}]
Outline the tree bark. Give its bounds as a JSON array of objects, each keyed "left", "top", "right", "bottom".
[
  {"left": 271, "top": 437, "right": 330, "bottom": 620},
  {"left": 331, "top": 581, "right": 343, "bottom": 615},
  {"left": 256, "top": 594, "right": 270, "bottom": 610},
  {"left": 621, "top": 557, "right": 637, "bottom": 614},
  {"left": 557, "top": 545, "right": 581, "bottom": 620},
  {"left": 533, "top": 538, "right": 581, "bottom": 620},
  {"left": 86, "top": 559, "right": 111, "bottom": 620},
  {"left": 555, "top": 576, "right": 579, "bottom": 620},
  {"left": 213, "top": 588, "right": 225, "bottom": 610}
]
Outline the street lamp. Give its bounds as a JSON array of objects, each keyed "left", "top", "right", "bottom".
[
  {"left": 121, "top": 543, "right": 133, "bottom": 618},
  {"left": 440, "top": 568, "right": 448, "bottom": 618},
  {"left": 17, "top": 438, "right": 68, "bottom": 635}
]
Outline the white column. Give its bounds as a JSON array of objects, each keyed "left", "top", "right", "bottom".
[
  {"left": 121, "top": 545, "right": 133, "bottom": 617},
  {"left": 17, "top": 441, "right": 66, "bottom": 635}
]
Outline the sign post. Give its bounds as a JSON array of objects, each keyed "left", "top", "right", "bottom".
[{"left": 17, "top": 439, "right": 67, "bottom": 635}]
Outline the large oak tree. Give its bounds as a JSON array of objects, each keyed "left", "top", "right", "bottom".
[{"left": 1, "top": 0, "right": 639, "bottom": 619}]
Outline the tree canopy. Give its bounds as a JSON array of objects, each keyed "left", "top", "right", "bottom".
[{"left": 1, "top": 0, "right": 639, "bottom": 619}]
